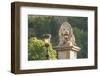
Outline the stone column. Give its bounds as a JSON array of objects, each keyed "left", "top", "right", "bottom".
[{"left": 54, "top": 46, "right": 80, "bottom": 59}]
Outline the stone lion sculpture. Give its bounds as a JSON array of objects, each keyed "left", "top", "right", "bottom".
[{"left": 58, "top": 22, "right": 76, "bottom": 47}]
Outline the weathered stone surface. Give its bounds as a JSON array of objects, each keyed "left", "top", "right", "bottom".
[{"left": 56, "top": 22, "right": 81, "bottom": 59}]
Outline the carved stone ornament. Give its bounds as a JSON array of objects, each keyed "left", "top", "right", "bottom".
[{"left": 55, "top": 22, "right": 81, "bottom": 59}]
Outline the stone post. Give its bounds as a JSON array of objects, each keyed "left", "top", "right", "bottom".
[{"left": 54, "top": 46, "right": 80, "bottom": 59}]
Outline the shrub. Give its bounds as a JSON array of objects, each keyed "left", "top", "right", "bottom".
[{"left": 28, "top": 37, "right": 57, "bottom": 60}]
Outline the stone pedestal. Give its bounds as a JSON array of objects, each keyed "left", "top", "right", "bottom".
[{"left": 54, "top": 46, "right": 80, "bottom": 59}]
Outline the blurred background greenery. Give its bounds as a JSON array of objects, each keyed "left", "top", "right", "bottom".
[{"left": 28, "top": 15, "right": 88, "bottom": 60}]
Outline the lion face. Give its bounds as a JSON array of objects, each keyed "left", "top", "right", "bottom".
[{"left": 61, "top": 29, "right": 70, "bottom": 40}]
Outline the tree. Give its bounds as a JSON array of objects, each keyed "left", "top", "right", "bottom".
[
  {"left": 73, "top": 27, "right": 88, "bottom": 58},
  {"left": 28, "top": 37, "right": 57, "bottom": 60}
]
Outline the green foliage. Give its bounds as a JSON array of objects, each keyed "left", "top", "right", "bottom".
[
  {"left": 28, "top": 37, "right": 46, "bottom": 60},
  {"left": 48, "top": 43, "right": 57, "bottom": 60},
  {"left": 28, "top": 16, "right": 59, "bottom": 46},
  {"left": 67, "top": 17, "right": 88, "bottom": 58},
  {"left": 67, "top": 17, "right": 88, "bottom": 31},
  {"left": 73, "top": 27, "right": 88, "bottom": 58},
  {"left": 28, "top": 37, "right": 57, "bottom": 60}
]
